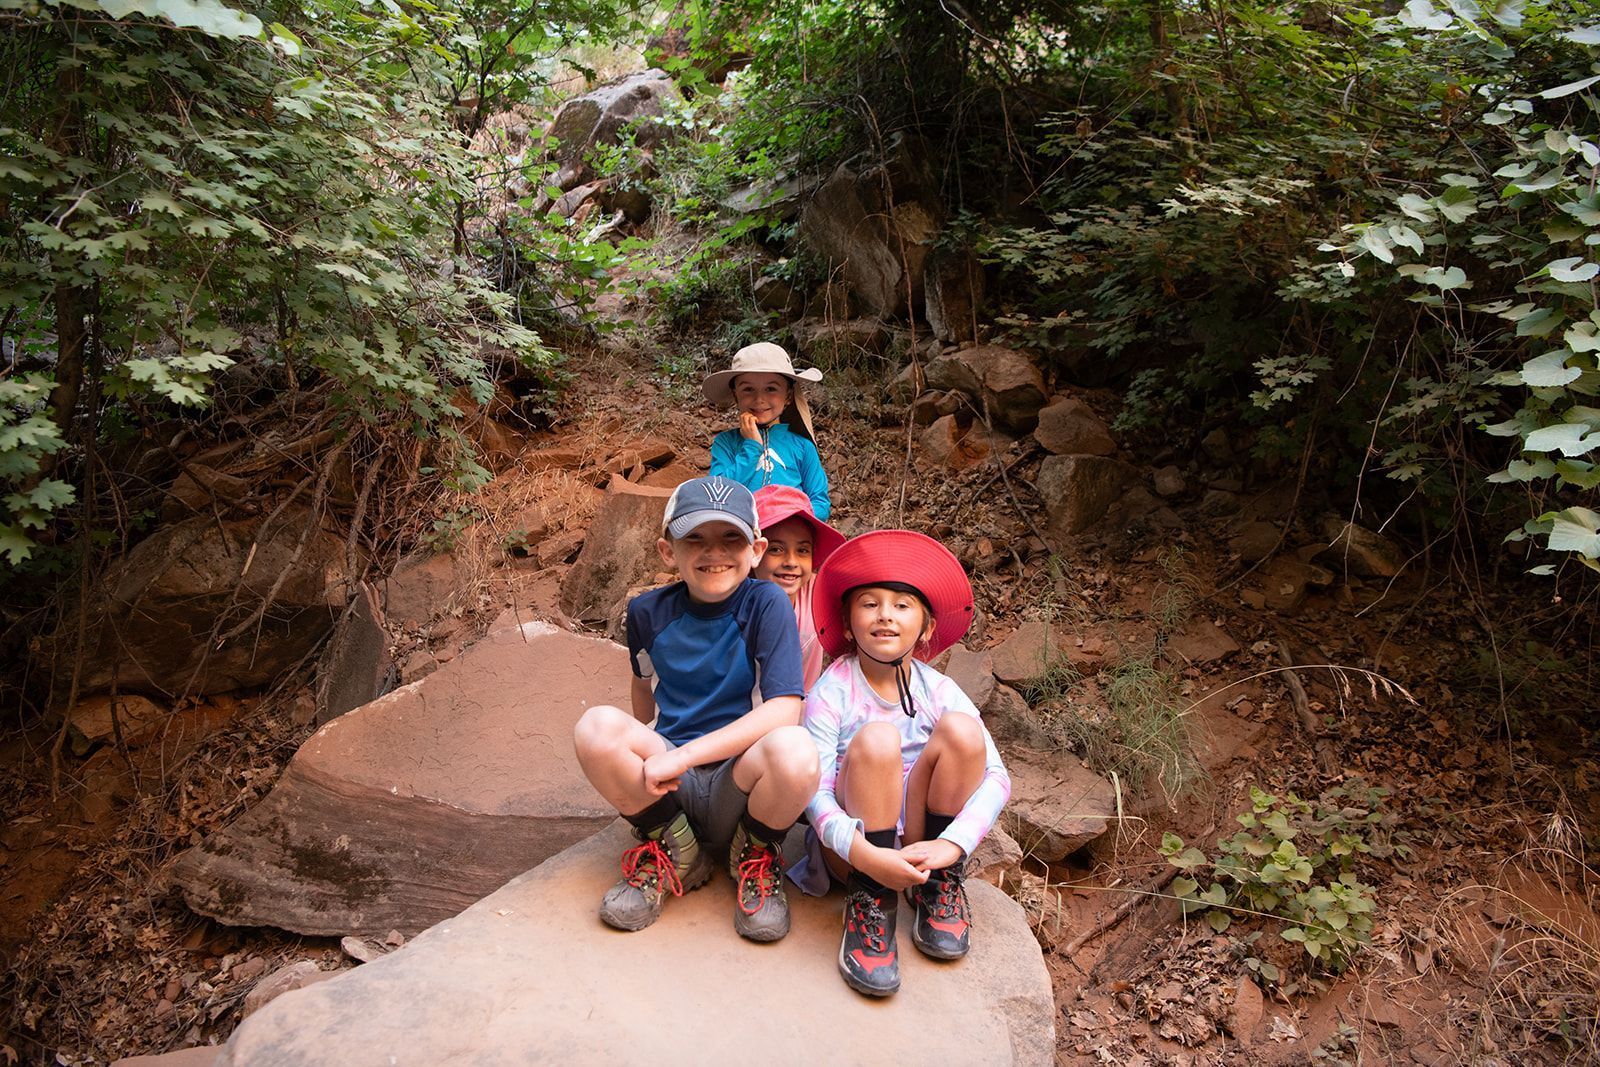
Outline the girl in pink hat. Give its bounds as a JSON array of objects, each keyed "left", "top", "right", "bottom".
[
  {"left": 703, "top": 342, "right": 832, "bottom": 519},
  {"left": 753, "top": 485, "right": 845, "bottom": 691},
  {"left": 792, "top": 530, "right": 1011, "bottom": 998}
]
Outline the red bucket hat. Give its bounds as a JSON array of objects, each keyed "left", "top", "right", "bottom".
[
  {"left": 811, "top": 530, "right": 975, "bottom": 661},
  {"left": 753, "top": 485, "right": 845, "bottom": 565}
]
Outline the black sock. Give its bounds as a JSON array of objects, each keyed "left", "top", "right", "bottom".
[
  {"left": 850, "top": 828, "right": 899, "bottom": 896},
  {"left": 740, "top": 811, "right": 789, "bottom": 850},
  {"left": 864, "top": 827, "right": 897, "bottom": 849},
  {"left": 921, "top": 811, "right": 956, "bottom": 844},
  {"left": 624, "top": 794, "right": 680, "bottom": 835}
]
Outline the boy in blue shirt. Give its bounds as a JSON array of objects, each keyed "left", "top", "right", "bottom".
[{"left": 573, "top": 476, "right": 821, "bottom": 941}]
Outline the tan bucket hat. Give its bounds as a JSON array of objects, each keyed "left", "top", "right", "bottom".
[{"left": 702, "top": 342, "right": 825, "bottom": 441}]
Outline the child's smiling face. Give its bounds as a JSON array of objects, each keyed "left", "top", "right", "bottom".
[
  {"left": 658, "top": 521, "right": 764, "bottom": 604},
  {"left": 732, "top": 372, "right": 791, "bottom": 427},
  {"left": 754, "top": 517, "right": 815, "bottom": 595},
  {"left": 847, "top": 586, "right": 932, "bottom": 662}
]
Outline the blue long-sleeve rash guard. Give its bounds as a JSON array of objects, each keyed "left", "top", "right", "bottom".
[{"left": 709, "top": 422, "right": 832, "bottom": 520}]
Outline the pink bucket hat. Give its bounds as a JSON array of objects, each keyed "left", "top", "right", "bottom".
[
  {"left": 811, "top": 530, "right": 975, "bottom": 661},
  {"left": 753, "top": 485, "right": 845, "bottom": 565}
]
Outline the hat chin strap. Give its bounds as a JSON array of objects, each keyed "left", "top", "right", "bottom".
[{"left": 859, "top": 647, "right": 917, "bottom": 719}]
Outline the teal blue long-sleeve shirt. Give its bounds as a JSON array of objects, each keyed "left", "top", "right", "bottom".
[{"left": 709, "top": 422, "right": 832, "bottom": 520}]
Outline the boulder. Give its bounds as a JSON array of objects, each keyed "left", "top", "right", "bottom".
[
  {"left": 559, "top": 478, "right": 674, "bottom": 623},
  {"left": 63, "top": 694, "right": 166, "bottom": 749},
  {"left": 989, "top": 619, "right": 1063, "bottom": 689},
  {"left": 1247, "top": 558, "right": 1335, "bottom": 613},
  {"left": 1152, "top": 465, "right": 1186, "bottom": 498},
  {"left": 924, "top": 345, "right": 1048, "bottom": 434},
  {"left": 1164, "top": 619, "right": 1241, "bottom": 666},
  {"left": 39, "top": 506, "right": 348, "bottom": 701},
  {"left": 798, "top": 133, "right": 941, "bottom": 319},
  {"left": 383, "top": 552, "right": 463, "bottom": 629},
  {"left": 909, "top": 390, "right": 960, "bottom": 426},
  {"left": 1200, "top": 427, "right": 1234, "bottom": 465},
  {"left": 243, "top": 961, "right": 338, "bottom": 1018},
  {"left": 553, "top": 180, "right": 605, "bottom": 219},
  {"left": 169, "top": 622, "right": 623, "bottom": 937},
  {"left": 1002, "top": 751, "right": 1117, "bottom": 862},
  {"left": 160, "top": 822, "right": 1053, "bottom": 1066},
  {"left": 1034, "top": 455, "right": 1137, "bottom": 538},
  {"left": 804, "top": 280, "right": 854, "bottom": 320},
  {"left": 966, "top": 824, "right": 1023, "bottom": 887},
  {"left": 1229, "top": 521, "right": 1281, "bottom": 563},
  {"left": 1319, "top": 517, "right": 1403, "bottom": 577},
  {"left": 752, "top": 274, "right": 797, "bottom": 313},
  {"left": 790, "top": 317, "right": 889, "bottom": 364},
  {"left": 982, "top": 683, "right": 1039, "bottom": 745},
  {"left": 545, "top": 69, "right": 681, "bottom": 173},
  {"left": 919, "top": 414, "right": 992, "bottom": 472},
  {"left": 163, "top": 463, "right": 250, "bottom": 521},
  {"left": 314, "top": 581, "right": 394, "bottom": 726},
  {"left": 1032, "top": 396, "right": 1115, "bottom": 457},
  {"left": 943, "top": 645, "right": 995, "bottom": 710},
  {"left": 720, "top": 171, "right": 824, "bottom": 222},
  {"left": 923, "top": 246, "right": 983, "bottom": 344}
]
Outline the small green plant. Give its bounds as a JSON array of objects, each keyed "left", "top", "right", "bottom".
[{"left": 1161, "top": 783, "right": 1404, "bottom": 977}]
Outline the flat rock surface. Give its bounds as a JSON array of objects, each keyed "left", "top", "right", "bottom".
[
  {"left": 142, "top": 823, "right": 1053, "bottom": 1067},
  {"left": 1002, "top": 750, "right": 1117, "bottom": 862},
  {"left": 171, "top": 622, "right": 623, "bottom": 937}
]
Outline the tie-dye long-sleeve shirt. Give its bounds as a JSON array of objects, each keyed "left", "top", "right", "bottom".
[{"left": 803, "top": 654, "right": 1010, "bottom": 865}]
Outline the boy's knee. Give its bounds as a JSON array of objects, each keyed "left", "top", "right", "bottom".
[
  {"left": 934, "top": 712, "right": 985, "bottom": 754},
  {"left": 573, "top": 704, "right": 629, "bottom": 755},
  {"left": 848, "top": 720, "right": 902, "bottom": 765},
  {"left": 765, "top": 725, "right": 820, "bottom": 786}
]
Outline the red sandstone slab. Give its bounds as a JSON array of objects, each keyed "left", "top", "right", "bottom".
[
  {"left": 146, "top": 822, "right": 1054, "bottom": 1066},
  {"left": 171, "top": 622, "right": 624, "bottom": 937}
]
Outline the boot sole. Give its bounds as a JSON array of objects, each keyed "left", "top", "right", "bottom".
[
  {"left": 838, "top": 939, "right": 899, "bottom": 997},
  {"left": 735, "top": 912, "right": 791, "bottom": 942},
  {"left": 910, "top": 927, "right": 969, "bottom": 960}
]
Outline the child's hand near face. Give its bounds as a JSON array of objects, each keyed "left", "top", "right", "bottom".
[{"left": 739, "top": 410, "right": 762, "bottom": 442}]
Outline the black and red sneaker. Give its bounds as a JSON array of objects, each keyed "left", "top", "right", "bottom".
[
  {"left": 908, "top": 865, "right": 971, "bottom": 960},
  {"left": 839, "top": 885, "right": 900, "bottom": 996}
]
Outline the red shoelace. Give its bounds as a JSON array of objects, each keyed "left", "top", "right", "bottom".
[
  {"left": 619, "top": 839, "right": 686, "bottom": 897},
  {"left": 736, "top": 845, "right": 780, "bottom": 915}
]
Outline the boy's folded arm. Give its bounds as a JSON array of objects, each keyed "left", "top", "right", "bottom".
[{"left": 671, "top": 693, "right": 802, "bottom": 769}]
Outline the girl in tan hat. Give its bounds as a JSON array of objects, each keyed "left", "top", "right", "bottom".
[{"left": 704, "top": 342, "right": 832, "bottom": 519}]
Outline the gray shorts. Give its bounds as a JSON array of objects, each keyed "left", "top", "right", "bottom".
[{"left": 663, "top": 740, "right": 749, "bottom": 850}]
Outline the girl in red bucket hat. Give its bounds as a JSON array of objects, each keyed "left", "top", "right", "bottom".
[
  {"left": 753, "top": 485, "right": 845, "bottom": 691},
  {"left": 790, "top": 530, "right": 1011, "bottom": 997}
]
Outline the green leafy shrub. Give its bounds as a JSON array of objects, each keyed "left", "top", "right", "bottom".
[{"left": 1161, "top": 783, "right": 1405, "bottom": 979}]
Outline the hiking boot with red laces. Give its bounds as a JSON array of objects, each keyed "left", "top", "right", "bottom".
[
  {"left": 728, "top": 824, "right": 790, "bottom": 942},
  {"left": 599, "top": 811, "right": 713, "bottom": 932},
  {"left": 908, "top": 864, "right": 971, "bottom": 959},
  {"left": 838, "top": 884, "right": 900, "bottom": 996}
]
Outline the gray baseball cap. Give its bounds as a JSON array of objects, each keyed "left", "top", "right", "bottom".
[{"left": 663, "top": 476, "right": 759, "bottom": 542}]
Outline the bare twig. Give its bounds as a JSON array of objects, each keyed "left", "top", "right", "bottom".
[{"left": 1273, "top": 633, "right": 1341, "bottom": 777}]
